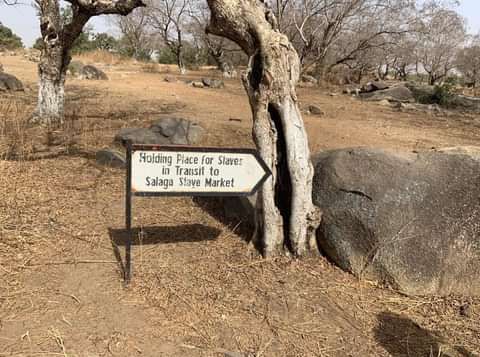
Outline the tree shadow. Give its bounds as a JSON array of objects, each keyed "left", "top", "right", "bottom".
[
  {"left": 374, "top": 311, "right": 475, "bottom": 357},
  {"left": 108, "top": 224, "right": 222, "bottom": 278},
  {"left": 192, "top": 196, "right": 254, "bottom": 242}
]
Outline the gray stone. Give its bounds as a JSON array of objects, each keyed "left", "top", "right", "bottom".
[
  {"left": 308, "top": 105, "right": 324, "bottom": 116},
  {"left": 95, "top": 149, "right": 126, "bottom": 168},
  {"left": 312, "top": 147, "right": 480, "bottom": 296},
  {"left": 164, "top": 75, "right": 177, "bottom": 82},
  {"left": 360, "top": 85, "right": 414, "bottom": 103},
  {"left": 114, "top": 118, "right": 205, "bottom": 146},
  {"left": 362, "top": 81, "right": 389, "bottom": 93},
  {"left": 150, "top": 118, "right": 205, "bottom": 145},
  {"left": 192, "top": 81, "right": 205, "bottom": 88},
  {"left": 0, "top": 63, "right": 3, "bottom": 72},
  {"left": 114, "top": 128, "right": 170, "bottom": 145},
  {"left": 0, "top": 72, "right": 24, "bottom": 91},
  {"left": 202, "top": 78, "right": 224, "bottom": 88},
  {"left": 80, "top": 65, "right": 108, "bottom": 80}
]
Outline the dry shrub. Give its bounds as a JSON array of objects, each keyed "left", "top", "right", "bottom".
[
  {"left": 0, "top": 99, "right": 34, "bottom": 160},
  {"left": 75, "top": 50, "right": 127, "bottom": 66},
  {"left": 141, "top": 63, "right": 160, "bottom": 73},
  {"left": 0, "top": 98, "right": 83, "bottom": 161}
]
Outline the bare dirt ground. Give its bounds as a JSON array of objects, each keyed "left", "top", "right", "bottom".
[{"left": 1, "top": 53, "right": 479, "bottom": 357}]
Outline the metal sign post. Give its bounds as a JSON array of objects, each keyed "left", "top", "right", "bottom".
[{"left": 123, "top": 143, "right": 271, "bottom": 283}]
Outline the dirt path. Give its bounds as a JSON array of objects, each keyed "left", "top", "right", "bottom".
[{"left": 1, "top": 55, "right": 479, "bottom": 356}]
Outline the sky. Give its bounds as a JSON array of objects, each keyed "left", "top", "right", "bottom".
[{"left": 0, "top": 0, "right": 479, "bottom": 47}]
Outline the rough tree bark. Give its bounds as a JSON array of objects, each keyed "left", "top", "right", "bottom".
[
  {"left": 35, "top": 0, "right": 144, "bottom": 124},
  {"left": 207, "top": 0, "right": 321, "bottom": 257}
]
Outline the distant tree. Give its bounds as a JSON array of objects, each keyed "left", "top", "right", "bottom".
[
  {"left": 456, "top": 36, "right": 480, "bottom": 88},
  {"left": 189, "top": 2, "right": 238, "bottom": 77},
  {"left": 114, "top": 7, "right": 154, "bottom": 59},
  {"left": 414, "top": 6, "right": 466, "bottom": 85},
  {"left": 90, "top": 32, "right": 118, "bottom": 51},
  {"left": 33, "top": 37, "right": 44, "bottom": 50},
  {"left": 148, "top": 0, "right": 192, "bottom": 74},
  {"left": 34, "top": 0, "right": 145, "bottom": 124},
  {"left": 0, "top": 22, "right": 23, "bottom": 50},
  {"left": 271, "top": 0, "right": 417, "bottom": 78}
]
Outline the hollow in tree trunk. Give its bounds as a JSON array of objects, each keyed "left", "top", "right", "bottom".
[{"left": 207, "top": 0, "right": 321, "bottom": 256}]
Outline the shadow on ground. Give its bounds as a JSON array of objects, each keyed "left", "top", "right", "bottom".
[
  {"left": 108, "top": 224, "right": 221, "bottom": 278},
  {"left": 192, "top": 196, "right": 254, "bottom": 241},
  {"left": 374, "top": 311, "right": 475, "bottom": 357}
]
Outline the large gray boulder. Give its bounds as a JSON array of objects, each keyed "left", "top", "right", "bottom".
[
  {"left": 312, "top": 147, "right": 480, "bottom": 296},
  {"left": 114, "top": 118, "right": 205, "bottom": 146},
  {"left": 202, "top": 78, "right": 224, "bottom": 89},
  {"left": 361, "top": 81, "right": 389, "bottom": 93},
  {"left": 360, "top": 85, "right": 414, "bottom": 102},
  {"left": 0, "top": 72, "right": 24, "bottom": 91},
  {"left": 80, "top": 65, "right": 108, "bottom": 80}
]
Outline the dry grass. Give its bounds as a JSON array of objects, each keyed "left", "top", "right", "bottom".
[
  {"left": 1, "top": 56, "right": 479, "bottom": 356},
  {"left": 75, "top": 50, "right": 130, "bottom": 66},
  {"left": 0, "top": 98, "right": 34, "bottom": 160}
]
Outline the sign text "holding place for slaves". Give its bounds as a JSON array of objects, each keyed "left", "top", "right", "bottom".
[{"left": 131, "top": 149, "right": 269, "bottom": 194}]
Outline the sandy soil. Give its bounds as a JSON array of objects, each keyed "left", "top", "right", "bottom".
[{"left": 0, "top": 54, "right": 479, "bottom": 357}]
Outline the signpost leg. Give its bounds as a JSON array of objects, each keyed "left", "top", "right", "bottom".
[{"left": 125, "top": 141, "right": 132, "bottom": 284}]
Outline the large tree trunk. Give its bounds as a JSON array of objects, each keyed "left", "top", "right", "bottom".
[
  {"left": 37, "top": 45, "right": 69, "bottom": 124},
  {"left": 35, "top": 0, "right": 66, "bottom": 125},
  {"left": 207, "top": 0, "right": 321, "bottom": 257},
  {"left": 35, "top": 0, "right": 143, "bottom": 124},
  {"left": 36, "top": 0, "right": 89, "bottom": 125}
]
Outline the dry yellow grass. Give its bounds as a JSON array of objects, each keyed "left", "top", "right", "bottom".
[{"left": 0, "top": 55, "right": 479, "bottom": 356}]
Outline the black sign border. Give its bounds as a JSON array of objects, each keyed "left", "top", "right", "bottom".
[{"left": 127, "top": 142, "right": 272, "bottom": 198}]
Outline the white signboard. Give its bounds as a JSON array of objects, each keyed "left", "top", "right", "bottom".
[{"left": 129, "top": 146, "right": 271, "bottom": 196}]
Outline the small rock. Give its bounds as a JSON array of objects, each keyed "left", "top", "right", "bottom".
[
  {"left": 308, "top": 105, "right": 324, "bottom": 116},
  {"left": 0, "top": 72, "right": 24, "bottom": 91},
  {"left": 114, "top": 128, "right": 170, "bottom": 145},
  {"left": 202, "top": 78, "right": 224, "bottom": 88},
  {"left": 360, "top": 85, "right": 414, "bottom": 103},
  {"left": 80, "top": 65, "right": 108, "bottom": 80},
  {"left": 192, "top": 81, "right": 205, "bottom": 88},
  {"left": 459, "top": 304, "right": 472, "bottom": 317},
  {"left": 362, "top": 81, "right": 389, "bottom": 93},
  {"left": 115, "top": 118, "right": 205, "bottom": 146},
  {"left": 96, "top": 149, "right": 126, "bottom": 168},
  {"left": 164, "top": 75, "right": 177, "bottom": 83}
]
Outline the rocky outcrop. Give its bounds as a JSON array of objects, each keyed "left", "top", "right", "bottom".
[
  {"left": 114, "top": 118, "right": 205, "bottom": 146},
  {"left": 80, "top": 65, "right": 108, "bottom": 80},
  {"left": 0, "top": 72, "right": 24, "bottom": 91},
  {"left": 360, "top": 85, "right": 414, "bottom": 103},
  {"left": 312, "top": 147, "right": 480, "bottom": 296}
]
